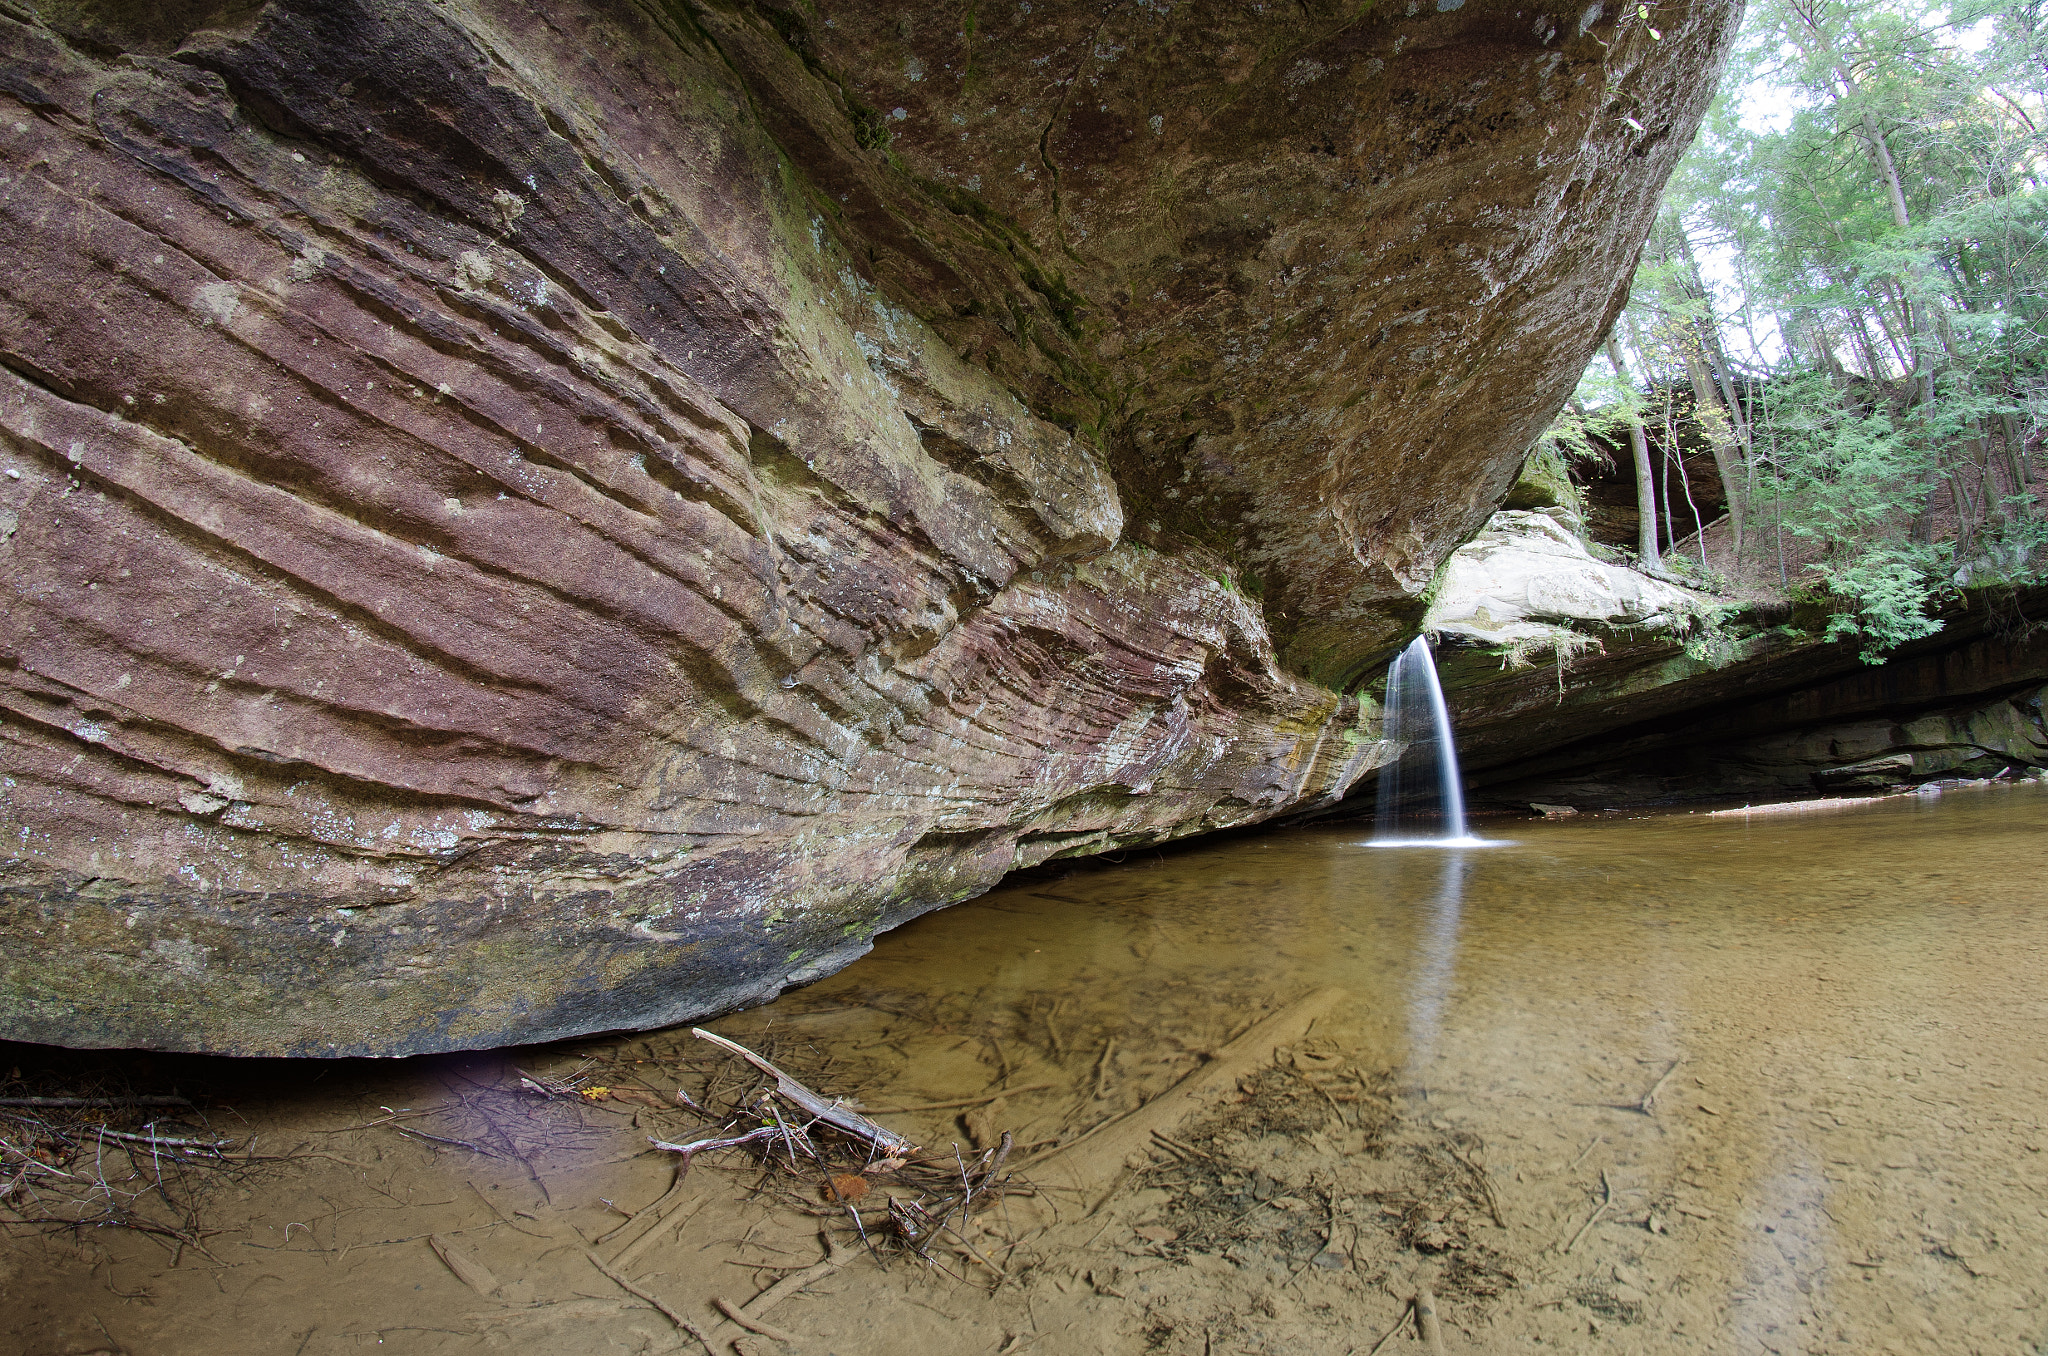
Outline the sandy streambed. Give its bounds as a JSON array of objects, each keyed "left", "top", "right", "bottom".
[{"left": 5, "top": 784, "right": 2047, "bottom": 1355}]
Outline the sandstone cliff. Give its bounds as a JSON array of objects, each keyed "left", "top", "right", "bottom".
[{"left": 0, "top": 0, "right": 1734, "bottom": 1054}]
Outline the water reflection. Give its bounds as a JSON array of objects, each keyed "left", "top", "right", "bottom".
[
  {"left": 1402, "top": 849, "right": 1468, "bottom": 1080},
  {"left": 775, "top": 784, "right": 2048, "bottom": 1354},
  {"left": 1732, "top": 1150, "right": 1831, "bottom": 1354}
]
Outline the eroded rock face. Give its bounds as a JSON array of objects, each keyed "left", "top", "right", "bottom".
[
  {"left": 1458, "top": 623, "right": 2048, "bottom": 808},
  {"left": 710, "top": 0, "right": 1736, "bottom": 684},
  {"left": 0, "top": 0, "right": 1733, "bottom": 1054}
]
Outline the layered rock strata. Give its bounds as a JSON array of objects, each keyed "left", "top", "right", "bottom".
[
  {"left": 0, "top": 0, "right": 1733, "bottom": 1053},
  {"left": 1424, "top": 509, "right": 1718, "bottom": 657},
  {"left": 1459, "top": 618, "right": 2048, "bottom": 807}
]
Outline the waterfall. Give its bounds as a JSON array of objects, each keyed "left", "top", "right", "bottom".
[{"left": 1372, "top": 635, "right": 1490, "bottom": 846}]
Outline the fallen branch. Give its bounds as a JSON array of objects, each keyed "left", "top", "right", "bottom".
[
  {"left": 612, "top": 1194, "right": 713, "bottom": 1275},
  {"left": 714, "top": 1296, "right": 797, "bottom": 1343},
  {"left": 648, "top": 1126, "right": 783, "bottom": 1160},
  {"left": 1150, "top": 1131, "right": 1223, "bottom": 1164},
  {"left": 310, "top": 1104, "right": 454, "bottom": 1135},
  {"left": 1414, "top": 1286, "right": 1447, "bottom": 1356},
  {"left": 395, "top": 1128, "right": 498, "bottom": 1157},
  {"left": 735, "top": 1233, "right": 853, "bottom": 1318},
  {"left": 1364, "top": 1298, "right": 1416, "bottom": 1356},
  {"left": 1025, "top": 988, "right": 1347, "bottom": 1209},
  {"left": 1635, "top": 1060, "right": 1681, "bottom": 1115},
  {"left": 691, "top": 1029, "right": 919, "bottom": 1158},
  {"left": 1563, "top": 1168, "right": 1615, "bottom": 1254},
  {"left": 597, "top": 1165, "right": 691, "bottom": 1247},
  {"left": 1446, "top": 1144, "right": 1505, "bottom": 1228},
  {"left": 429, "top": 1233, "right": 502, "bottom": 1297},
  {"left": 1706, "top": 795, "right": 1885, "bottom": 817},
  {"left": 585, "top": 1250, "right": 715, "bottom": 1354},
  {"left": 861, "top": 1084, "right": 1055, "bottom": 1114},
  {"left": 979, "top": 1130, "right": 1014, "bottom": 1189},
  {"left": 92, "top": 1127, "right": 233, "bottom": 1152},
  {"left": 936, "top": 1216, "right": 1011, "bottom": 1279}
]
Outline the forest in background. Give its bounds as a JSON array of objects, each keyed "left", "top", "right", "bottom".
[{"left": 1545, "top": 0, "right": 2048, "bottom": 658}]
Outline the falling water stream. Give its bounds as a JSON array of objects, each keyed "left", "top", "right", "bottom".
[{"left": 1372, "top": 635, "right": 1495, "bottom": 846}]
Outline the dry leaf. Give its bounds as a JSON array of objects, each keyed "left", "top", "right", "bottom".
[{"left": 825, "top": 1173, "right": 870, "bottom": 1203}]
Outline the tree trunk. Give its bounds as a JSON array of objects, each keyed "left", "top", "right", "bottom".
[
  {"left": 1604, "top": 334, "right": 1663, "bottom": 572},
  {"left": 1668, "top": 223, "right": 1754, "bottom": 444},
  {"left": 1681, "top": 346, "right": 1748, "bottom": 562},
  {"left": 1815, "top": 34, "right": 1947, "bottom": 539}
]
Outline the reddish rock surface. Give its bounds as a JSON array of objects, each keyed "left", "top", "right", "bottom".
[{"left": 0, "top": 0, "right": 1733, "bottom": 1054}]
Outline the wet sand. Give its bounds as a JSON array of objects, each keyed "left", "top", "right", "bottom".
[{"left": 5, "top": 782, "right": 2046, "bottom": 1355}]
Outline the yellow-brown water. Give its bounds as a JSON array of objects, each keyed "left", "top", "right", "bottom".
[{"left": 6, "top": 784, "right": 2046, "bottom": 1354}]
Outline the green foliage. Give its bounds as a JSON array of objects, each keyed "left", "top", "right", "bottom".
[
  {"left": 1537, "top": 363, "right": 1643, "bottom": 468},
  {"left": 1812, "top": 542, "right": 1955, "bottom": 658},
  {"left": 1567, "top": 0, "right": 2048, "bottom": 661},
  {"left": 847, "top": 95, "right": 893, "bottom": 151},
  {"left": 1757, "top": 370, "right": 1966, "bottom": 658}
]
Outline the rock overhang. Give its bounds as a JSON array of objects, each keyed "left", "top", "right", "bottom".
[
  {"left": 0, "top": 0, "right": 1737, "bottom": 1053},
  {"left": 721, "top": 0, "right": 1739, "bottom": 682}
]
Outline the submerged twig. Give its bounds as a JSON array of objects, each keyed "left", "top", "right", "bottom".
[
  {"left": 981, "top": 1131, "right": 1014, "bottom": 1189},
  {"left": 736, "top": 1233, "right": 852, "bottom": 1316},
  {"left": 862, "top": 1085, "right": 1054, "bottom": 1114},
  {"left": 1446, "top": 1144, "right": 1506, "bottom": 1228},
  {"left": 1414, "top": 1286, "right": 1447, "bottom": 1356},
  {"left": 597, "top": 1165, "right": 690, "bottom": 1246},
  {"left": 1563, "top": 1169, "right": 1616, "bottom": 1254},
  {"left": 713, "top": 1296, "right": 797, "bottom": 1343},
  {"left": 92, "top": 1127, "right": 233, "bottom": 1152},
  {"left": 1635, "top": 1060, "right": 1681, "bottom": 1115},
  {"left": 648, "top": 1126, "right": 783, "bottom": 1160},
  {"left": 1364, "top": 1298, "right": 1416, "bottom": 1356},
  {"left": 394, "top": 1128, "right": 499, "bottom": 1157},
  {"left": 691, "top": 1029, "right": 918, "bottom": 1158},
  {"left": 585, "top": 1250, "right": 714, "bottom": 1353}
]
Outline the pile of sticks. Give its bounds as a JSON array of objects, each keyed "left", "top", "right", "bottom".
[
  {"left": 630, "top": 1029, "right": 1019, "bottom": 1276},
  {"left": 0, "top": 1082, "right": 246, "bottom": 1258}
]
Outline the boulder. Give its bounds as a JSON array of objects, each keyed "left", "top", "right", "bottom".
[
  {"left": 1424, "top": 509, "right": 1718, "bottom": 657},
  {"left": 0, "top": 0, "right": 1735, "bottom": 1053}
]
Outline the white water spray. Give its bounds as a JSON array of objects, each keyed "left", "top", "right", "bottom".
[{"left": 1371, "top": 635, "right": 1496, "bottom": 847}]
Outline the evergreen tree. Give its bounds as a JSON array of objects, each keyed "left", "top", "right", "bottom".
[{"left": 1548, "top": 0, "right": 2048, "bottom": 659}]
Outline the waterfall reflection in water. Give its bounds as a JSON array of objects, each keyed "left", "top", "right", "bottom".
[
  {"left": 770, "top": 784, "right": 2048, "bottom": 1352},
  {"left": 1402, "top": 849, "right": 1467, "bottom": 1079}
]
